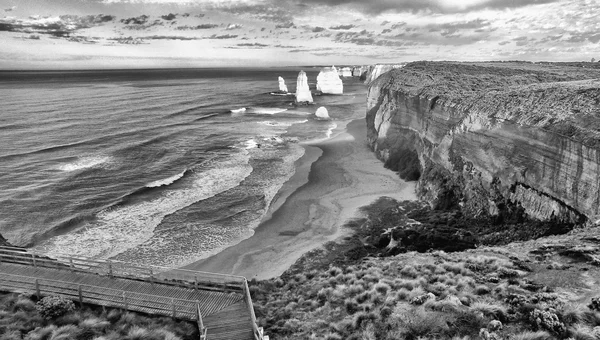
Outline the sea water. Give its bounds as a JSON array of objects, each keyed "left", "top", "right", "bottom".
[{"left": 0, "top": 68, "right": 365, "bottom": 268}]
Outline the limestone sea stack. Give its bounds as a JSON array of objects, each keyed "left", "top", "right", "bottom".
[
  {"left": 367, "top": 61, "right": 600, "bottom": 224},
  {"left": 340, "top": 67, "right": 353, "bottom": 77},
  {"left": 295, "top": 70, "right": 313, "bottom": 104},
  {"left": 316, "top": 66, "right": 343, "bottom": 95},
  {"left": 315, "top": 106, "right": 329, "bottom": 119},
  {"left": 278, "top": 76, "right": 288, "bottom": 93}
]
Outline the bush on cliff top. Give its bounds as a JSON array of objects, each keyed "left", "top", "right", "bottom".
[{"left": 0, "top": 293, "right": 197, "bottom": 340}]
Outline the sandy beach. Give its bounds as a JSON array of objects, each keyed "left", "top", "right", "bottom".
[{"left": 186, "top": 96, "right": 417, "bottom": 280}]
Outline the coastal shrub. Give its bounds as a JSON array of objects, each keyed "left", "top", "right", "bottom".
[
  {"left": 471, "top": 301, "right": 508, "bottom": 322},
  {"left": 389, "top": 307, "right": 449, "bottom": 340},
  {"left": 35, "top": 296, "right": 76, "bottom": 319},
  {"left": 529, "top": 309, "right": 566, "bottom": 335},
  {"left": 588, "top": 297, "right": 600, "bottom": 311},
  {"left": 0, "top": 330, "right": 21, "bottom": 340},
  {"left": 511, "top": 330, "right": 554, "bottom": 340},
  {"left": 568, "top": 324, "right": 597, "bottom": 340},
  {"left": 474, "top": 285, "right": 492, "bottom": 295}
]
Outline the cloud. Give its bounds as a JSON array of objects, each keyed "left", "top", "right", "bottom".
[
  {"left": 312, "top": 26, "right": 325, "bottom": 32},
  {"left": 232, "top": 42, "right": 269, "bottom": 48},
  {"left": 329, "top": 24, "right": 356, "bottom": 30},
  {"left": 0, "top": 14, "right": 114, "bottom": 37},
  {"left": 295, "top": 0, "right": 561, "bottom": 14},
  {"left": 275, "top": 21, "right": 295, "bottom": 29},
  {"left": 207, "top": 34, "right": 238, "bottom": 39},
  {"left": 225, "top": 23, "right": 243, "bottom": 30},
  {"left": 176, "top": 24, "right": 219, "bottom": 30}
]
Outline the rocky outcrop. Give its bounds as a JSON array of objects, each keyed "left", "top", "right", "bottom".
[
  {"left": 352, "top": 66, "right": 368, "bottom": 78},
  {"left": 295, "top": 70, "right": 313, "bottom": 104},
  {"left": 364, "top": 63, "right": 405, "bottom": 84},
  {"left": 315, "top": 106, "right": 329, "bottom": 119},
  {"left": 367, "top": 61, "right": 600, "bottom": 224},
  {"left": 317, "top": 66, "right": 343, "bottom": 94},
  {"left": 278, "top": 76, "right": 288, "bottom": 93},
  {"left": 339, "top": 67, "right": 353, "bottom": 77},
  {"left": 0, "top": 233, "right": 14, "bottom": 247}
]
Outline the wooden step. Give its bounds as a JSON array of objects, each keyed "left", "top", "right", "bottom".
[{"left": 207, "top": 328, "right": 255, "bottom": 340}]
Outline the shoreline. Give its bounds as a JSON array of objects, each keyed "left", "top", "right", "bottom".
[{"left": 185, "top": 112, "right": 417, "bottom": 280}]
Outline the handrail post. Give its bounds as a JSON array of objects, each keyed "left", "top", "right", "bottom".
[
  {"left": 194, "top": 275, "right": 198, "bottom": 292},
  {"left": 107, "top": 260, "right": 113, "bottom": 278},
  {"left": 69, "top": 258, "right": 74, "bottom": 272},
  {"left": 149, "top": 268, "right": 154, "bottom": 285},
  {"left": 171, "top": 298, "right": 176, "bottom": 318},
  {"left": 31, "top": 253, "right": 36, "bottom": 267},
  {"left": 78, "top": 285, "right": 83, "bottom": 308},
  {"left": 35, "top": 279, "right": 40, "bottom": 298},
  {"left": 196, "top": 300, "right": 204, "bottom": 334},
  {"left": 122, "top": 291, "right": 128, "bottom": 310}
]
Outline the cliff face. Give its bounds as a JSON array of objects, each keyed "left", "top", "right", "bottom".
[
  {"left": 367, "top": 61, "right": 600, "bottom": 224},
  {"left": 364, "top": 64, "right": 405, "bottom": 84}
]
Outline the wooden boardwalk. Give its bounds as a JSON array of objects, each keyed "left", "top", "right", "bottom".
[{"left": 0, "top": 247, "right": 263, "bottom": 340}]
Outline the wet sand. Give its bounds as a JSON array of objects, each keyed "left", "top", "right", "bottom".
[{"left": 186, "top": 100, "right": 416, "bottom": 280}]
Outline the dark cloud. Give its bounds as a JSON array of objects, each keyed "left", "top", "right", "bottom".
[
  {"left": 382, "top": 28, "right": 392, "bottom": 34},
  {"left": 312, "top": 26, "right": 326, "bottom": 32},
  {"left": 237, "top": 42, "right": 269, "bottom": 46},
  {"left": 0, "top": 14, "right": 114, "bottom": 37},
  {"left": 176, "top": 24, "right": 219, "bottom": 30},
  {"left": 329, "top": 24, "right": 356, "bottom": 30},
  {"left": 294, "top": 0, "right": 560, "bottom": 14},
  {"left": 207, "top": 34, "right": 238, "bottom": 39},
  {"left": 145, "top": 35, "right": 198, "bottom": 40}
]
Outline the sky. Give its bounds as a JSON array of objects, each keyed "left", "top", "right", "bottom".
[{"left": 0, "top": 0, "right": 599, "bottom": 69}]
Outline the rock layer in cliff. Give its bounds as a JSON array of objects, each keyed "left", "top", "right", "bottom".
[{"left": 367, "top": 61, "right": 600, "bottom": 224}]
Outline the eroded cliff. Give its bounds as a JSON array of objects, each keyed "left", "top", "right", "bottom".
[{"left": 367, "top": 61, "right": 600, "bottom": 224}]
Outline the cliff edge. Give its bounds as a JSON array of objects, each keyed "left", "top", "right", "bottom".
[{"left": 367, "top": 61, "right": 600, "bottom": 224}]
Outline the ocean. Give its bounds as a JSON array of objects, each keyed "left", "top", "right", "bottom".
[{"left": 0, "top": 68, "right": 366, "bottom": 268}]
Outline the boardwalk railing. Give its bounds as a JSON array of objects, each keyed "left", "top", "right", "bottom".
[
  {"left": 0, "top": 272, "right": 203, "bottom": 320},
  {"left": 0, "top": 246, "right": 267, "bottom": 339},
  {"left": 0, "top": 246, "right": 245, "bottom": 291}
]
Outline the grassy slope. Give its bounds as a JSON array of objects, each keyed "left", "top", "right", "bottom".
[{"left": 250, "top": 198, "right": 600, "bottom": 340}]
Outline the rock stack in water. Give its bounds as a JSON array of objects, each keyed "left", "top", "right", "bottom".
[
  {"left": 278, "top": 76, "right": 288, "bottom": 93},
  {"left": 315, "top": 106, "right": 329, "bottom": 119},
  {"left": 340, "top": 67, "right": 353, "bottom": 77},
  {"left": 317, "top": 66, "right": 343, "bottom": 95},
  {"left": 295, "top": 70, "right": 313, "bottom": 104}
]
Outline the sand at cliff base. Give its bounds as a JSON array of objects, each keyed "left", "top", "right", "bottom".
[{"left": 185, "top": 97, "right": 416, "bottom": 280}]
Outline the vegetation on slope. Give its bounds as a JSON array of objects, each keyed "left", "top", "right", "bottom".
[
  {"left": 0, "top": 293, "right": 198, "bottom": 340},
  {"left": 250, "top": 198, "right": 600, "bottom": 340}
]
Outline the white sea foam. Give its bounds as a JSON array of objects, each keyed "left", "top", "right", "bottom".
[
  {"left": 35, "top": 152, "right": 253, "bottom": 259},
  {"left": 242, "top": 139, "right": 259, "bottom": 149},
  {"left": 146, "top": 171, "right": 186, "bottom": 188},
  {"left": 326, "top": 122, "right": 338, "bottom": 138},
  {"left": 108, "top": 144, "right": 307, "bottom": 268},
  {"left": 56, "top": 156, "right": 111, "bottom": 172},
  {"left": 230, "top": 107, "right": 246, "bottom": 113},
  {"left": 247, "top": 107, "right": 288, "bottom": 115},
  {"left": 258, "top": 119, "right": 308, "bottom": 128}
]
